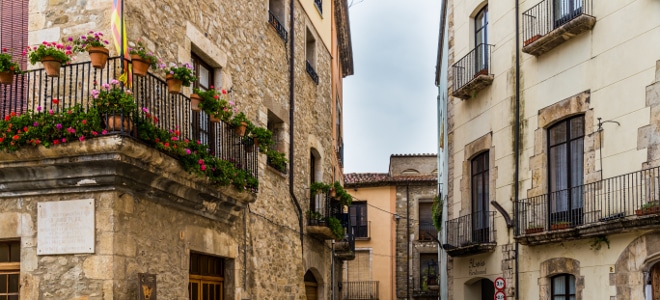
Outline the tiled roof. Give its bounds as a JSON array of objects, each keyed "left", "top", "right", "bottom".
[
  {"left": 391, "top": 153, "right": 437, "bottom": 157},
  {"left": 344, "top": 173, "right": 437, "bottom": 186}
]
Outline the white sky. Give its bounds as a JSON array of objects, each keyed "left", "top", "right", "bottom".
[{"left": 343, "top": 0, "right": 441, "bottom": 173}]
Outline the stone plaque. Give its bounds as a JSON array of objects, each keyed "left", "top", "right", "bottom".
[{"left": 37, "top": 199, "right": 95, "bottom": 255}]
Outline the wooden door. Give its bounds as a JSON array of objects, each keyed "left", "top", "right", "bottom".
[
  {"left": 652, "top": 263, "right": 660, "bottom": 300},
  {"left": 305, "top": 281, "right": 318, "bottom": 300}
]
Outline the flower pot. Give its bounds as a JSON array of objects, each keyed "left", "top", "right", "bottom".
[
  {"left": 525, "top": 227, "right": 544, "bottom": 234},
  {"left": 0, "top": 71, "right": 13, "bottom": 85},
  {"left": 329, "top": 188, "right": 336, "bottom": 198},
  {"left": 105, "top": 114, "right": 133, "bottom": 132},
  {"left": 474, "top": 68, "right": 488, "bottom": 78},
  {"left": 253, "top": 137, "right": 259, "bottom": 147},
  {"left": 524, "top": 34, "right": 542, "bottom": 47},
  {"left": 636, "top": 206, "right": 660, "bottom": 216},
  {"left": 209, "top": 115, "right": 220, "bottom": 123},
  {"left": 166, "top": 74, "right": 182, "bottom": 94},
  {"left": 551, "top": 223, "right": 571, "bottom": 231},
  {"left": 235, "top": 121, "right": 248, "bottom": 137},
  {"left": 131, "top": 54, "right": 150, "bottom": 77},
  {"left": 88, "top": 46, "right": 110, "bottom": 69},
  {"left": 41, "top": 56, "right": 61, "bottom": 77},
  {"left": 190, "top": 93, "right": 202, "bottom": 112}
]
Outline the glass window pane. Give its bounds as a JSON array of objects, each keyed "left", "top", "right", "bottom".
[
  {"left": 553, "top": 297, "right": 566, "bottom": 300},
  {"left": 199, "top": 66, "right": 210, "bottom": 89},
  {"left": 553, "top": 276, "right": 566, "bottom": 294},
  {"left": 549, "top": 122, "right": 567, "bottom": 145},
  {"left": 570, "top": 117, "right": 584, "bottom": 139},
  {"left": 569, "top": 275, "right": 576, "bottom": 293},
  {"left": 0, "top": 244, "right": 8, "bottom": 262},
  {"left": 8, "top": 295, "right": 18, "bottom": 300},
  {"left": 0, "top": 274, "right": 7, "bottom": 293},
  {"left": 8, "top": 275, "right": 18, "bottom": 293},
  {"left": 9, "top": 243, "right": 19, "bottom": 263}
]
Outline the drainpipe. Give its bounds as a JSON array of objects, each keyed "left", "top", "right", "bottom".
[
  {"left": 514, "top": 0, "right": 521, "bottom": 299},
  {"left": 406, "top": 181, "right": 410, "bottom": 299},
  {"left": 288, "top": 0, "right": 304, "bottom": 253}
]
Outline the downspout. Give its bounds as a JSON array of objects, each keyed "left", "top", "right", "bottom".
[
  {"left": 288, "top": 0, "right": 305, "bottom": 253},
  {"left": 406, "top": 181, "right": 410, "bottom": 299},
  {"left": 514, "top": 0, "right": 521, "bottom": 299}
]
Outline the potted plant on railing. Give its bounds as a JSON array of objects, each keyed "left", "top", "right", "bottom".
[
  {"left": 333, "top": 181, "right": 353, "bottom": 206},
  {"left": 161, "top": 62, "right": 196, "bottom": 94},
  {"left": 128, "top": 40, "right": 159, "bottom": 77},
  {"left": 266, "top": 149, "right": 287, "bottom": 173},
  {"left": 636, "top": 200, "right": 660, "bottom": 216},
  {"left": 230, "top": 112, "right": 250, "bottom": 137},
  {"left": 525, "top": 224, "right": 544, "bottom": 234},
  {"left": 0, "top": 49, "right": 23, "bottom": 85},
  {"left": 24, "top": 41, "right": 74, "bottom": 77},
  {"left": 246, "top": 124, "right": 273, "bottom": 152},
  {"left": 306, "top": 210, "right": 325, "bottom": 225},
  {"left": 70, "top": 30, "right": 110, "bottom": 69},
  {"left": 550, "top": 221, "right": 572, "bottom": 231},
  {"left": 91, "top": 79, "right": 138, "bottom": 131},
  {"left": 327, "top": 216, "right": 344, "bottom": 239},
  {"left": 194, "top": 87, "right": 235, "bottom": 122}
]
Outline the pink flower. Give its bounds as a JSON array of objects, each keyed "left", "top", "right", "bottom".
[
  {"left": 201, "top": 165, "right": 206, "bottom": 171},
  {"left": 185, "top": 149, "right": 191, "bottom": 155},
  {"left": 198, "top": 159, "right": 204, "bottom": 165},
  {"left": 79, "top": 135, "right": 85, "bottom": 142},
  {"left": 101, "top": 130, "right": 107, "bottom": 135},
  {"left": 61, "top": 138, "right": 66, "bottom": 143}
]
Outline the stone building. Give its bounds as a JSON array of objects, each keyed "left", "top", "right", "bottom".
[
  {"left": 0, "top": 0, "right": 353, "bottom": 299},
  {"left": 344, "top": 154, "right": 438, "bottom": 300},
  {"left": 438, "top": 0, "right": 660, "bottom": 299}
]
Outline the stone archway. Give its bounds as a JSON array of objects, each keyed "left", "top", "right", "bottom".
[
  {"left": 464, "top": 277, "right": 495, "bottom": 300},
  {"left": 615, "top": 232, "right": 660, "bottom": 300},
  {"left": 304, "top": 270, "right": 320, "bottom": 300}
]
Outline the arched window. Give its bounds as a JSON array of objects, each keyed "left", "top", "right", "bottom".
[{"left": 551, "top": 274, "right": 576, "bottom": 300}]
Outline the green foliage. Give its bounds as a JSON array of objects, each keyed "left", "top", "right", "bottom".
[
  {"left": 641, "top": 200, "right": 659, "bottom": 210},
  {"left": 70, "top": 31, "right": 109, "bottom": 52},
  {"left": 194, "top": 87, "right": 235, "bottom": 122},
  {"left": 327, "top": 216, "right": 344, "bottom": 239},
  {"left": 247, "top": 125, "right": 274, "bottom": 152},
  {"left": 590, "top": 235, "right": 610, "bottom": 251},
  {"left": 161, "top": 62, "right": 196, "bottom": 86},
  {"left": 230, "top": 112, "right": 250, "bottom": 128},
  {"left": 309, "top": 182, "right": 331, "bottom": 195},
  {"left": 333, "top": 181, "right": 352, "bottom": 206},
  {"left": 91, "top": 79, "right": 138, "bottom": 114},
  {"left": 266, "top": 149, "right": 288, "bottom": 173},
  {"left": 431, "top": 195, "right": 443, "bottom": 231},
  {"left": 25, "top": 42, "right": 73, "bottom": 65},
  {"left": 128, "top": 40, "right": 159, "bottom": 68},
  {"left": 0, "top": 50, "right": 22, "bottom": 74},
  {"left": 305, "top": 210, "right": 323, "bottom": 222}
]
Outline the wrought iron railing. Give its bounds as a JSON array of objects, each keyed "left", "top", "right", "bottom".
[
  {"left": 314, "top": 0, "right": 323, "bottom": 13},
  {"left": 419, "top": 222, "right": 438, "bottom": 242},
  {"left": 451, "top": 43, "right": 493, "bottom": 93},
  {"left": 342, "top": 281, "right": 379, "bottom": 300},
  {"left": 445, "top": 211, "right": 496, "bottom": 247},
  {"left": 522, "top": 0, "right": 593, "bottom": 45},
  {"left": 0, "top": 57, "right": 258, "bottom": 184},
  {"left": 518, "top": 166, "right": 660, "bottom": 235},
  {"left": 352, "top": 220, "right": 369, "bottom": 239},
  {"left": 306, "top": 61, "right": 319, "bottom": 84},
  {"left": 337, "top": 211, "right": 355, "bottom": 253},
  {"left": 308, "top": 192, "right": 342, "bottom": 226},
  {"left": 337, "top": 140, "right": 344, "bottom": 167},
  {"left": 268, "top": 11, "right": 288, "bottom": 42}
]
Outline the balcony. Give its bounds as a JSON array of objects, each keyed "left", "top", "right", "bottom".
[
  {"left": 268, "top": 11, "right": 288, "bottom": 42},
  {"left": 451, "top": 44, "right": 494, "bottom": 100},
  {"left": 342, "top": 281, "right": 379, "bottom": 300},
  {"left": 517, "top": 167, "right": 660, "bottom": 246},
  {"left": 418, "top": 222, "right": 438, "bottom": 242},
  {"left": 307, "top": 192, "right": 343, "bottom": 240},
  {"left": 443, "top": 212, "right": 496, "bottom": 257},
  {"left": 336, "top": 212, "right": 356, "bottom": 261},
  {"left": 0, "top": 57, "right": 259, "bottom": 221},
  {"left": 306, "top": 61, "right": 319, "bottom": 84},
  {"left": 522, "top": 0, "right": 595, "bottom": 56}
]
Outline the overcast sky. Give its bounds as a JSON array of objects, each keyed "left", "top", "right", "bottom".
[{"left": 343, "top": 0, "right": 441, "bottom": 173}]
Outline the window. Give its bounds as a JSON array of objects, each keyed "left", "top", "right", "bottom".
[
  {"left": 554, "top": 0, "right": 583, "bottom": 28},
  {"left": 314, "top": 0, "right": 323, "bottom": 14},
  {"left": 471, "top": 151, "right": 489, "bottom": 243},
  {"left": 349, "top": 202, "right": 368, "bottom": 238},
  {"left": 266, "top": 111, "right": 286, "bottom": 171},
  {"left": 551, "top": 274, "right": 576, "bottom": 300},
  {"left": 418, "top": 201, "right": 437, "bottom": 241},
  {"left": 548, "top": 115, "right": 584, "bottom": 226},
  {"left": 345, "top": 250, "right": 371, "bottom": 282},
  {"left": 188, "top": 252, "right": 224, "bottom": 300},
  {"left": 419, "top": 253, "right": 438, "bottom": 288},
  {"left": 0, "top": 0, "right": 28, "bottom": 115},
  {"left": 0, "top": 241, "right": 20, "bottom": 300},
  {"left": 474, "top": 5, "right": 488, "bottom": 73},
  {"left": 191, "top": 54, "right": 217, "bottom": 155},
  {"left": 268, "top": 0, "right": 288, "bottom": 42},
  {"left": 305, "top": 29, "right": 319, "bottom": 84}
]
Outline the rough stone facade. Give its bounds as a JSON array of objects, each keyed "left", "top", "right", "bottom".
[{"left": 3, "top": 0, "right": 351, "bottom": 299}]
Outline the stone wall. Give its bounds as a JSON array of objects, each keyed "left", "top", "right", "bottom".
[{"left": 14, "top": 0, "right": 341, "bottom": 299}]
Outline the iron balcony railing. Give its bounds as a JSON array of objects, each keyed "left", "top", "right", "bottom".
[
  {"left": 268, "top": 11, "right": 288, "bottom": 42},
  {"left": 306, "top": 61, "right": 319, "bottom": 84},
  {"left": 308, "top": 192, "right": 342, "bottom": 226},
  {"left": 418, "top": 222, "right": 438, "bottom": 242},
  {"left": 522, "top": 0, "right": 593, "bottom": 45},
  {"left": 445, "top": 211, "right": 496, "bottom": 247},
  {"left": 518, "top": 166, "right": 660, "bottom": 234},
  {"left": 337, "top": 140, "right": 344, "bottom": 167},
  {"left": 451, "top": 43, "right": 493, "bottom": 93},
  {"left": 342, "top": 281, "right": 379, "bottom": 300},
  {"left": 338, "top": 211, "right": 355, "bottom": 252},
  {"left": 0, "top": 57, "right": 258, "bottom": 184}
]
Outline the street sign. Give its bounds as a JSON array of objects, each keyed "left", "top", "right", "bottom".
[
  {"left": 494, "top": 277, "right": 506, "bottom": 291},
  {"left": 494, "top": 290, "right": 506, "bottom": 300}
]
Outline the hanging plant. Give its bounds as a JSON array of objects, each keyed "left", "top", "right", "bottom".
[{"left": 432, "top": 195, "right": 443, "bottom": 231}]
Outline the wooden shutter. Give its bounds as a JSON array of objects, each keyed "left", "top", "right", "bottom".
[{"left": 0, "top": 0, "right": 28, "bottom": 115}]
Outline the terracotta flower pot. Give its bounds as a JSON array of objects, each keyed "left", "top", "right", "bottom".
[
  {"left": 524, "top": 34, "right": 542, "bottom": 47},
  {"left": 41, "top": 56, "right": 61, "bottom": 77},
  {"left": 235, "top": 121, "right": 248, "bottom": 137},
  {"left": 550, "top": 223, "right": 571, "bottom": 231},
  {"left": 106, "top": 115, "right": 132, "bottom": 131},
  {"left": 190, "top": 93, "right": 202, "bottom": 112},
  {"left": 131, "top": 54, "right": 150, "bottom": 77},
  {"left": 525, "top": 227, "right": 544, "bottom": 234},
  {"left": 88, "top": 46, "right": 109, "bottom": 69},
  {"left": 166, "top": 74, "right": 182, "bottom": 94},
  {"left": 0, "top": 71, "right": 13, "bottom": 85},
  {"left": 209, "top": 115, "right": 220, "bottom": 123}
]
